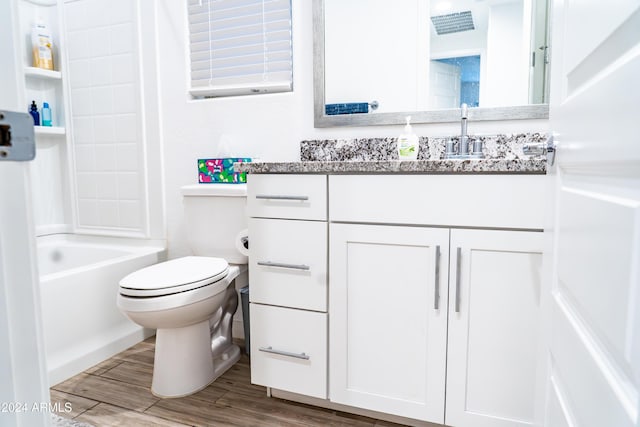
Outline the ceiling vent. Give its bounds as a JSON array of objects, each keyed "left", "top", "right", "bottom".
[{"left": 431, "top": 11, "right": 475, "bottom": 35}]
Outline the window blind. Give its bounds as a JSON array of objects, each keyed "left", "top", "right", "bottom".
[{"left": 188, "top": 0, "right": 293, "bottom": 98}]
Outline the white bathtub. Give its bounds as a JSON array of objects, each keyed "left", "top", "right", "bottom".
[{"left": 37, "top": 234, "right": 165, "bottom": 386}]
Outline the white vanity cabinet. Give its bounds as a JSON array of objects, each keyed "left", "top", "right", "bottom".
[
  {"left": 328, "top": 175, "right": 545, "bottom": 427},
  {"left": 247, "top": 174, "right": 328, "bottom": 399},
  {"left": 248, "top": 173, "right": 545, "bottom": 427}
]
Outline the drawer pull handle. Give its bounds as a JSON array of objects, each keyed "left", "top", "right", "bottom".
[
  {"left": 434, "top": 245, "right": 440, "bottom": 310},
  {"left": 259, "top": 346, "right": 310, "bottom": 360},
  {"left": 455, "top": 247, "right": 462, "bottom": 313},
  {"left": 257, "top": 261, "right": 310, "bottom": 271},
  {"left": 255, "top": 194, "right": 309, "bottom": 201}
]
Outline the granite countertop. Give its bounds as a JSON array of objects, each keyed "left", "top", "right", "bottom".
[
  {"left": 235, "top": 133, "right": 548, "bottom": 175},
  {"left": 236, "top": 158, "right": 546, "bottom": 174}
]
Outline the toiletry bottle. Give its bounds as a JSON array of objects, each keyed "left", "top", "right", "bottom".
[
  {"left": 31, "top": 20, "right": 54, "bottom": 70},
  {"left": 397, "top": 116, "right": 419, "bottom": 160},
  {"left": 42, "top": 102, "right": 52, "bottom": 126},
  {"left": 29, "top": 101, "right": 40, "bottom": 126}
]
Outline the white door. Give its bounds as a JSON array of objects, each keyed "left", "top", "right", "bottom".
[
  {"left": 329, "top": 223, "right": 449, "bottom": 424},
  {"left": 428, "top": 61, "right": 461, "bottom": 108},
  {"left": 446, "top": 229, "right": 543, "bottom": 427},
  {"left": 0, "top": 0, "right": 51, "bottom": 426},
  {"left": 545, "top": 2, "right": 640, "bottom": 426}
]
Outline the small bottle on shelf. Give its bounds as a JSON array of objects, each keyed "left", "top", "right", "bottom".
[
  {"left": 42, "top": 102, "right": 52, "bottom": 126},
  {"left": 29, "top": 100, "right": 40, "bottom": 126},
  {"left": 31, "top": 20, "right": 54, "bottom": 71}
]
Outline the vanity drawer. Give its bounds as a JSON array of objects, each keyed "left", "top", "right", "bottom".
[
  {"left": 247, "top": 174, "right": 327, "bottom": 220},
  {"left": 249, "top": 218, "right": 327, "bottom": 311},
  {"left": 250, "top": 304, "right": 327, "bottom": 399},
  {"left": 329, "top": 174, "right": 546, "bottom": 229}
]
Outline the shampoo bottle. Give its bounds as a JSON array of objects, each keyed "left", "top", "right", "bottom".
[
  {"left": 397, "top": 116, "right": 419, "bottom": 160},
  {"left": 42, "top": 102, "right": 52, "bottom": 126},
  {"left": 29, "top": 101, "right": 40, "bottom": 126},
  {"left": 31, "top": 20, "right": 54, "bottom": 70}
]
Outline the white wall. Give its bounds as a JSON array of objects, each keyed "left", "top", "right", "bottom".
[{"left": 156, "top": 0, "right": 549, "bottom": 259}]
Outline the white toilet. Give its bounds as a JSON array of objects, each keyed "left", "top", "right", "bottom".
[{"left": 117, "top": 184, "right": 248, "bottom": 398}]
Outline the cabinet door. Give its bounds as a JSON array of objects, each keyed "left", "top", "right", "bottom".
[
  {"left": 330, "top": 224, "right": 449, "bottom": 424},
  {"left": 446, "top": 229, "right": 543, "bottom": 427}
]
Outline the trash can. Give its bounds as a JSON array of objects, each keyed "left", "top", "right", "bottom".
[{"left": 239, "top": 285, "right": 250, "bottom": 356}]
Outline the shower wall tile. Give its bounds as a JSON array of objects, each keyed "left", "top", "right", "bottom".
[
  {"left": 114, "top": 115, "right": 137, "bottom": 142},
  {"left": 63, "top": 1, "right": 86, "bottom": 31},
  {"left": 90, "top": 87, "right": 114, "bottom": 115},
  {"left": 110, "top": 24, "right": 134, "bottom": 54},
  {"left": 109, "top": 0, "right": 134, "bottom": 23},
  {"left": 66, "top": 31, "right": 90, "bottom": 60},
  {"left": 88, "top": 27, "right": 110, "bottom": 57},
  {"left": 98, "top": 201, "right": 119, "bottom": 226},
  {"left": 118, "top": 173, "right": 140, "bottom": 200},
  {"left": 89, "top": 57, "right": 112, "bottom": 86},
  {"left": 75, "top": 173, "right": 97, "bottom": 199},
  {"left": 116, "top": 143, "right": 139, "bottom": 171},
  {"left": 84, "top": 0, "right": 108, "bottom": 27},
  {"left": 74, "top": 146, "right": 95, "bottom": 172},
  {"left": 77, "top": 200, "right": 99, "bottom": 227},
  {"left": 94, "top": 145, "right": 117, "bottom": 171},
  {"left": 66, "top": 0, "right": 145, "bottom": 234},
  {"left": 113, "top": 85, "right": 137, "bottom": 114},
  {"left": 96, "top": 174, "right": 118, "bottom": 199},
  {"left": 69, "top": 60, "right": 90, "bottom": 88},
  {"left": 71, "top": 88, "right": 92, "bottom": 115},
  {"left": 112, "top": 55, "right": 135, "bottom": 84},
  {"left": 73, "top": 118, "right": 93, "bottom": 144},
  {"left": 92, "top": 117, "right": 115, "bottom": 143},
  {"left": 119, "top": 201, "right": 142, "bottom": 229}
]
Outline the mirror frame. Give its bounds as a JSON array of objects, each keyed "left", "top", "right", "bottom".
[{"left": 312, "top": 0, "right": 549, "bottom": 128}]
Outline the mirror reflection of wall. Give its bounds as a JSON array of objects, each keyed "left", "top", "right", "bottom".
[{"left": 324, "top": 0, "right": 548, "bottom": 115}]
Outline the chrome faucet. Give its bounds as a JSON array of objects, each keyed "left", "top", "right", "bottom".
[
  {"left": 445, "top": 103, "right": 481, "bottom": 159},
  {"left": 459, "top": 103, "right": 470, "bottom": 156}
]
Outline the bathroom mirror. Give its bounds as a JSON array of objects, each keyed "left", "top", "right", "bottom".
[{"left": 313, "top": 0, "right": 550, "bottom": 127}]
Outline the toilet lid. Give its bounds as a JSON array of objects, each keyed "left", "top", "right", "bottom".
[{"left": 119, "top": 256, "right": 229, "bottom": 297}]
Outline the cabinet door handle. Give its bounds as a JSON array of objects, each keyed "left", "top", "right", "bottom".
[
  {"left": 257, "top": 261, "right": 310, "bottom": 271},
  {"left": 455, "top": 247, "right": 462, "bottom": 313},
  {"left": 434, "top": 245, "right": 441, "bottom": 310},
  {"left": 255, "top": 194, "right": 309, "bottom": 201},
  {"left": 259, "top": 346, "right": 310, "bottom": 360}
]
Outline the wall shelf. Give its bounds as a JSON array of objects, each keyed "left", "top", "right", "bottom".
[
  {"left": 25, "top": 66, "right": 62, "bottom": 80},
  {"left": 34, "top": 126, "right": 66, "bottom": 136}
]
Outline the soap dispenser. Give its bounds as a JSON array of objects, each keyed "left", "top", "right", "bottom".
[{"left": 397, "top": 116, "right": 419, "bottom": 160}]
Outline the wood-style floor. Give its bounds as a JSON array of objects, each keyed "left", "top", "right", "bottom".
[{"left": 50, "top": 336, "right": 404, "bottom": 426}]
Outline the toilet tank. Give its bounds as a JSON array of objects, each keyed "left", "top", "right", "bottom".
[{"left": 181, "top": 184, "right": 248, "bottom": 264}]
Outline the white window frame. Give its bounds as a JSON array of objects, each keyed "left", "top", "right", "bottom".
[{"left": 187, "top": 0, "right": 293, "bottom": 98}]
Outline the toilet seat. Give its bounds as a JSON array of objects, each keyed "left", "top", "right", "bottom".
[{"left": 119, "top": 256, "right": 229, "bottom": 298}]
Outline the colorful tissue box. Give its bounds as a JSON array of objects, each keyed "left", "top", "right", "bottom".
[{"left": 198, "top": 158, "right": 251, "bottom": 183}]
